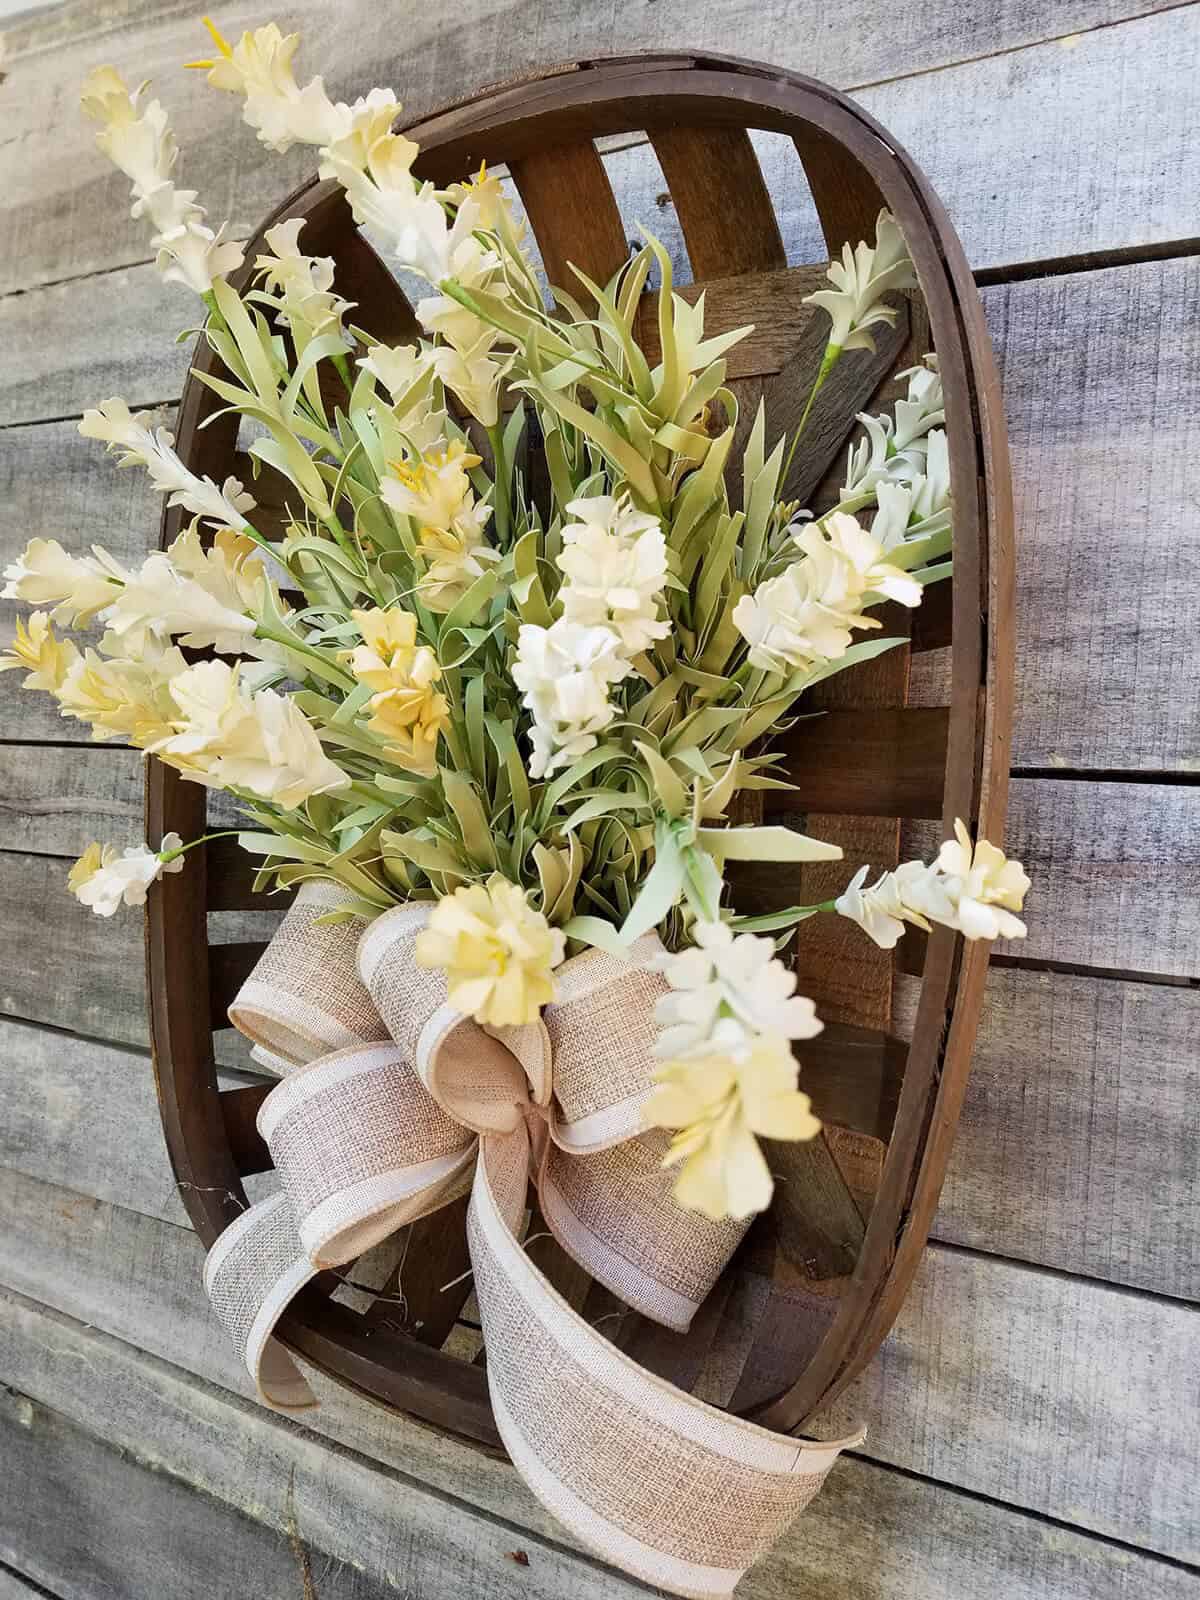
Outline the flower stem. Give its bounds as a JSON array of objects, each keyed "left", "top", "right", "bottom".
[
  {"left": 157, "top": 829, "right": 243, "bottom": 866},
  {"left": 780, "top": 343, "right": 841, "bottom": 487},
  {"left": 487, "top": 421, "right": 511, "bottom": 545}
]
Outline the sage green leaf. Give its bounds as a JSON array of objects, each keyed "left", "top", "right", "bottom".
[{"left": 695, "top": 826, "right": 843, "bottom": 863}]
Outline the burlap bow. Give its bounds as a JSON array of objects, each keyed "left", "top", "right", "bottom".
[{"left": 204, "top": 880, "right": 862, "bottom": 1598}]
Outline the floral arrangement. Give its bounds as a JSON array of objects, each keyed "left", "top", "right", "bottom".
[{"left": 0, "top": 20, "right": 1030, "bottom": 1226}]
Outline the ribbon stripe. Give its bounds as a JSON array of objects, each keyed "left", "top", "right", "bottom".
[{"left": 202, "top": 880, "right": 862, "bottom": 1596}]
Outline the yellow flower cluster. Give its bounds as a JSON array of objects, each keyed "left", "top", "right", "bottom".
[
  {"left": 414, "top": 875, "right": 566, "bottom": 1027},
  {"left": 380, "top": 442, "right": 499, "bottom": 613},
  {"left": 347, "top": 608, "right": 450, "bottom": 775}
]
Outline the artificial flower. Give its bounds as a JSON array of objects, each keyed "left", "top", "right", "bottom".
[
  {"left": 934, "top": 820, "right": 1030, "bottom": 940},
  {"left": 188, "top": 19, "right": 345, "bottom": 153},
  {"left": 1, "top": 538, "right": 126, "bottom": 626},
  {"left": 414, "top": 874, "right": 566, "bottom": 1026},
  {"left": 834, "top": 859, "right": 953, "bottom": 950},
  {"left": 733, "top": 511, "right": 922, "bottom": 674},
  {"left": 254, "top": 217, "right": 353, "bottom": 344},
  {"left": 153, "top": 659, "right": 349, "bottom": 808},
  {"left": 381, "top": 442, "right": 498, "bottom": 611},
  {"left": 101, "top": 536, "right": 263, "bottom": 656},
  {"left": 79, "top": 399, "right": 256, "bottom": 529},
  {"left": 557, "top": 494, "right": 671, "bottom": 657},
  {"left": 872, "top": 428, "right": 952, "bottom": 549},
  {"left": 511, "top": 619, "right": 631, "bottom": 778},
  {"left": 56, "top": 641, "right": 188, "bottom": 747},
  {"left": 653, "top": 919, "right": 823, "bottom": 1058},
  {"left": 431, "top": 339, "right": 509, "bottom": 429},
  {"left": 646, "top": 1033, "right": 821, "bottom": 1221},
  {"left": 0, "top": 612, "right": 81, "bottom": 692},
  {"left": 318, "top": 87, "right": 412, "bottom": 182},
  {"left": 805, "top": 208, "right": 917, "bottom": 353},
  {"left": 417, "top": 234, "right": 508, "bottom": 353},
  {"left": 68, "top": 833, "right": 184, "bottom": 917},
  {"left": 347, "top": 607, "right": 449, "bottom": 773},
  {"left": 841, "top": 357, "right": 945, "bottom": 500},
  {"left": 439, "top": 161, "right": 520, "bottom": 236}
]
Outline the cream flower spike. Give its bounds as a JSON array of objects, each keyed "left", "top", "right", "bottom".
[
  {"left": 81, "top": 63, "right": 244, "bottom": 295},
  {"left": 187, "top": 17, "right": 347, "bottom": 153},
  {"left": 935, "top": 820, "right": 1031, "bottom": 941},
  {"left": 79, "top": 399, "right": 256, "bottom": 530},
  {"left": 0, "top": 612, "right": 81, "bottom": 692},
  {"left": 414, "top": 875, "right": 566, "bottom": 1027},
  {"left": 2, "top": 538, "right": 127, "bottom": 627},
  {"left": 805, "top": 208, "right": 918, "bottom": 353},
  {"left": 254, "top": 217, "right": 354, "bottom": 345}
]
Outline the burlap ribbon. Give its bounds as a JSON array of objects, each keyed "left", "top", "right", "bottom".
[{"left": 204, "top": 880, "right": 863, "bottom": 1597}]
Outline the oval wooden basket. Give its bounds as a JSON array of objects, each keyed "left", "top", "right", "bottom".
[{"left": 146, "top": 52, "right": 1013, "bottom": 1448}]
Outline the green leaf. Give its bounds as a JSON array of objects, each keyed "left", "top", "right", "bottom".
[
  {"left": 729, "top": 905, "right": 824, "bottom": 933},
  {"left": 633, "top": 739, "right": 687, "bottom": 819},
  {"left": 441, "top": 767, "right": 498, "bottom": 867},
  {"left": 620, "top": 823, "right": 686, "bottom": 941},
  {"left": 561, "top": 915, "right": 631, "bottom": 958},
  {"left": 695, "top": 826, "right": 843, "bottom": 863}
]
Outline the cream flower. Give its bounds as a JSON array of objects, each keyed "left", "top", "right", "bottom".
[
  {"left": 381, "top": 442, "right": 498, "bottom": 612},
  {"left": 0, "top": 612, "right": 81, "bottom": 691},
  {"left": 79, "top": 400, "right": 256, "bottom": 529},
  {"left": 439, "top": 161, "right": 520, "bottom": 236},
  {"left": 101, "top": 527, "right": 274, "bottom": 656},
  {"left": 835, "top": 860, "right": 953, "bottom": 950},
  {"left": 414, "top": 874, "right": 566, "bottom": 1026},
  {"left": 431, "top": 339, "right": 509, "bottom": 429},
  {"left": 733, "top": 511, "right": 922, "bottom": 674},
  {"left": 934, "top": 820, "right": 1030, "bottom": 941},
  {"left": 646, "top": 1034, "right": 821, "bottom": 1221},
  {"left": 557, "top": 494, "right": 671, "bottom": 657},
  {"left": 805, "top": 208, "right": 917, "bottom": 353},
  {"left": 417, "top": 234, "right": 507, "bottom": 352},
  {"left": 653, "top": 920, "right": 823, "bottom": 1059},
  {"left": 347, "top": 607, "right": 449, "bottom": 774},
  {"left": 841, "top": 358, "right": 945, "bottom": 500},
  {"left": 153, "top": 660, "right": 349, "bottom": 809},
  {"left": 318, "top": 88, "right": 412, "bottom": 182},
  {"left": 2, "top": 538, "right": 126, "bottom": 626},
  {"left": 358, "top": 342, "right": 437, "bottom": 404},
  {"left": 82, "top": 64, "right": 244, "bottom": 295},
  {"left": 68, "top": 833, "right": 184, "bottom": 917},
  {"left": 872, "top": 428, "right": 951, "bottom": 549},
  {"left": 188, "top": 20, "right": 346, "bottom": 153},
  {"left": 255, "top": 217, "right": 353, "bottom": 345},
  {"left": 57, "top": 640, "right": 187, "bottom": 747},
  {"left": 511, "top": 619, "right": 631, "bottom": 779}
]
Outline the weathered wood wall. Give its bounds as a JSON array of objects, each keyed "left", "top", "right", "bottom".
[{"left": 1, "top": 1, "right": 1198, "bottom": 1596}]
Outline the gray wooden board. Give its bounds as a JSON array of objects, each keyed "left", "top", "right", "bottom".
[
  {"left": 7, "top": 257, "right": 1198, "bottom": 772},
  {"left": 0, "top": 1303, "right": 641, "bottom": 1600},
  {"left": 2, "top": 1164, "right": 1198, "bottom": 1567},
  {"left": 0, "top": 1291, "right": 1194, "bottom": 1600},
  {"left": 0, "top": 2, "right": 1196, "bottom": 298},
  {"left": 0, "top": 1568, "right": 45, "bottom": 1600}
]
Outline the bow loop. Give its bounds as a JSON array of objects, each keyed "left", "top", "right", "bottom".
[{"left": 204, "top": 881, "right": 862, "bottom": 1598}]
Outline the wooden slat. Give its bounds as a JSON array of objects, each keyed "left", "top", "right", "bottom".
[
  {"left": 4, "top": 1286, "right": 1193, "bottom": 1600},
  {"left": 205, "top": 834, "right": 295, "bottom": 912},
  {"left": 5, "top": 1163, "right": 1197, "bottom": 1565},
  {"left": 219, "top": 1083, "right": 272, "bottom": 1176},
  {"left": 208, "top": 942, "right": 268, "bottom": 1031},
  {"left": 650, "top": 126, "right": 786, "bottom": 275},
  {"left": 768, "top": 706, "right": 949, "bottom": 818},
  {"left": 509, "top": 141, "right": 629, "bottom": 292}
]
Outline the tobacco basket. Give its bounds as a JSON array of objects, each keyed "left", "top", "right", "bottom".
[{"left": 146, "top": 51, "right": 1013, "bottom": 1447}]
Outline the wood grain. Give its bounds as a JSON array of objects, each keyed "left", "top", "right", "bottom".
[
  {"left": 3, "top": 1164, "right": 1197, "bottom": 1564},
  {"left": 4, "top": 1287, "right": 1194, "bottom": 1600}
]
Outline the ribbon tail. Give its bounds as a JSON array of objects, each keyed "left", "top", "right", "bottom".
[
  {"left": 469, "top": 1134, "right": 865, "bottom": 1600},
  {"left": 203, "top": 1191, "right": 319, "bottom": 1409}
]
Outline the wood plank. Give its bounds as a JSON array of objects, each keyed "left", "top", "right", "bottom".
[
  {"left": 0, "top": 4, "right": 1194, "bottom": 298},
  {"left": 769, "top": 707, "right": 949, "bottom": 819},
  {"left": 0, "top": 743, "right": 142, "bottom": 854},
  {"left": 903, "top": 778, "right": 1200, "bottom": 979},
  {"left": 6, "top": 1290, "right": 1195, "bottom": 1600},
  {"left": 902, "top": 967, "right": 1200, "bottom": 1300},
  {"left": 3, "top": 1164, "right": 1197, "bottom": 1566},
  {"left": 0, "top": 1299, "right": 636, "bottom": 1600},
  {"left": 0, "top": 1566, "right": 45, "bottom": 1600}
]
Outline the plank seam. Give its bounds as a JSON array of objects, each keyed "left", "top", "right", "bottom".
[{"left": 0, "top": 1555, "right": 65, "bottom": 1600}]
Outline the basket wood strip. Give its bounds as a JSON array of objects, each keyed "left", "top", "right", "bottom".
[{"left": 144, "top": 53, "right": 1012, "bottom": 1451}]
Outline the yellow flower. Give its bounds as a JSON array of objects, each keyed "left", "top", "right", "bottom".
[
  {"left": 346, "top": 607, "right": 449, "bottom": 774},
  {"left": 935, "top": 819, "right": 1030, "bottom": 941},
  {"left": 381, "top": 440, "right": 486, "bottom": 535},
  {"left": 414, "top": 875, "right": 566, "bottom": 1027},
  {"left": 0, "top": 612, "right": 80, "bottom": 691},
  {"left": 56, "top": 642, "right": 186, "bottom": 747},
  {"left": 645, "top": 1035, "right": 821, "bottom": 1221}
]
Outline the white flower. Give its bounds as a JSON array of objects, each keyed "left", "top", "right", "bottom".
[
  {"left": 152, "top": 660, "right": 349, "bottom": 809},
  {"left": 511, "top": 619, "right": 631, "bottom": 778},
  {"left": 653, "top": 919, "right": 823, "bottom": 1058},
  {"left": 100, "top": 526, "right": 276, "bottom": 656},
  {"left": 254, "top": 217, "right": 353, "bottom": 345},
  {"left": 317, "top": 87, "right": 412, "bottom": 182},
  {"left": 417, "top": 234, "right": 507, "bottom": 352},
  {"left": 841, "top": 358, "right": 945, "bottom": 501},
  {"left": 68, "top": 833, "right": 184, "bottom": 917},
  {"left": 431, "top": 339, "right": 509, "bottom": 429},
  {"left": 439, "top": 161, "right": 521, "bottom": 237},
  {"left": 557, "top": 494, "right": 671, "bottom": 658},
  {"left": 337, "top": 168, "right": 480, "bottom": 286},
  {"left": 79, "top": 399, "right": 256, "bottom": 529},
  {"left": 82, "top": 64, "right": 244, "bottom": 296},
  {"left": 835, "top": 860, "right": 952, "bottom": 949},
  {"left": 2, "top": 538, "right": 127, "bottom": 626},
  {"left": 872, "top": 428, "right": 952, "bottom": 549},
  {"left": 805, "top": 209, "right": 917, "bottom": 352},
  {"left": 934, "top": 820, "right": 1030, "bottom": 941},
  {"left": 893, "top": 358, "right": 944, "bottom": 452},
  {"left": 358, "top": 341, "right": 437, "bottom": 403},
  {"left": 733, "top": 511, "right": 922, "bottom": 674},
  {"left": 188, "top": 20, "right": 347, "bottom": 153}
]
